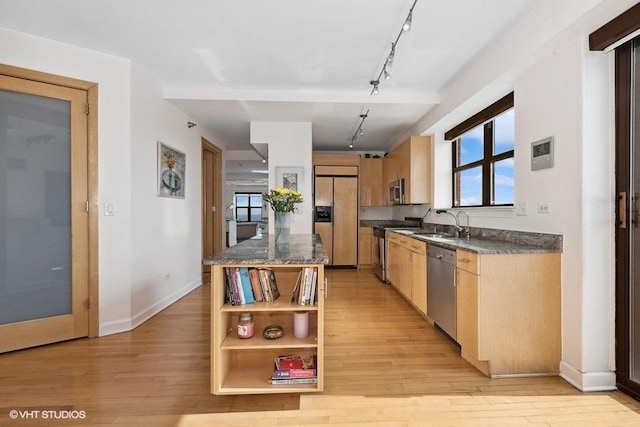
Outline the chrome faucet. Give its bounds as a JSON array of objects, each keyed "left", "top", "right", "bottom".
[
  {"left": 456, "top": 210, "right": 470, "bottom": 238},
  {"left": 435, "top": 209, "right": 463, "bottom": 237}
]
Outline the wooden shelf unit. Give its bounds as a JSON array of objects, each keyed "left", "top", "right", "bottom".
[{"left": 211, "top": 264, "right": 325, "bottom": 395}]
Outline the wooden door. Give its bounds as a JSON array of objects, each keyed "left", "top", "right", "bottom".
[
  {"left": 201, "top": 139, "right": 222, "bottom": 284},
  {"left": 333, "top": 177, "right": 358, "bottom": 266},
  {"left": 0, "top": 74, "right": 90, "bottom": 353}
]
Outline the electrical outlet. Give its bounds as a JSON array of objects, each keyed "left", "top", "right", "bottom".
[
  {"left": 515, "top": 201, "right": 527, "bottom": 216},
  {"left": 537, "top": 203, "right": 550, "bottom": 213}
]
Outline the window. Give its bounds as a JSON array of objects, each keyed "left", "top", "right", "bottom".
[
  {"left": 446, "top": 93, "right": 514, "bottom": 207},
  {"left": 235, "top": 192, "right": 263, "bottom": 222}
]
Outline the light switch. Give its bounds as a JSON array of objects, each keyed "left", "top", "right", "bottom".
[
  {"left": 515, "top": 201, "right": 527, "bottom": 216},
  {"left": 104, "top": 202, "right": 115, "bottom": 216}
]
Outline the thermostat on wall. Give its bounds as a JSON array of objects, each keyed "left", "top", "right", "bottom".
[{"left": 531, "top": 136, "right": 554, "bottom": 171}]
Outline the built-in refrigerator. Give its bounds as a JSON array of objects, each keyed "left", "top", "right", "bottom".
[{"left": 313, "top": 170, "right": 358, "bottom": 266}]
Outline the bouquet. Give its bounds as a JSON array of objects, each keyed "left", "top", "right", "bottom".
[{"left": 263, "top": 187, "right": 303, "bottom": 212}]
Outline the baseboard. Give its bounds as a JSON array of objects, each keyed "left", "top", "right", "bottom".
[
  {"left": 99, "top": 277, "right": 202, "bottom": 337},
  {"left": 131, "top": 278, "right": 202, "bottom": 329},
  {"left": 99, "top": 318, "right": 133, "bottom": 337},
  {"left": 559, "top": 360, "right": 616, "bottom": 392}
]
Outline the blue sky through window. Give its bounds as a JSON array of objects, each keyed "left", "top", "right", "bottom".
[{"left": 456, "top": 109, "right": 514, "bottom": 206}]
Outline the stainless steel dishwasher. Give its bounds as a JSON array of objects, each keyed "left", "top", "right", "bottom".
[{"left": 427, "top": 245, "right": 457, "bottom": 340}]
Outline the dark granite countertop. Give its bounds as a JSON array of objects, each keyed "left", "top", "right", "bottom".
[
  {"left": 203, "top": 234, "right": 329, "bottom": 265},
  {"left": 388, "top": 228, "right": 562, "bottom": 255}
]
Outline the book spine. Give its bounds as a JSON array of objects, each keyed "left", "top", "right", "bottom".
[
  {"left": 272, "top": 369, "right": 317, "bottom": 378},
  {"left": 249, "top": 268, "right": 263, "bottom": 302},
  {"left": 234, "top": 268, "right": 246, "bottom": 304},
  {"left": 310, "top": 267, "right": 318, "bottom": 305},
  {"left": 239, "top": 267, "right": 255, "bottom": 304},
  {"left": 268, "top": 377, "right": 318, "bottom": 385}
]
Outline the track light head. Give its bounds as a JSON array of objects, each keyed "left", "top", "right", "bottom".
[
  {"left": 187, "top": 121, "right": 197, "bottom": 128},
  {"left": 384, "top": 68, "right": 391, "bottom": 80},
  {"left": 262, "top": 158, "right": 266, "bottom": 163},
  {"left": 349, "top": 143, "right": 354, "bottom": 149},
  {"left": 370, "top": 80, "right": 380, "bottom": 95},
  {"left": 403, "top": 10, "right": 413, "bottom": 31}
]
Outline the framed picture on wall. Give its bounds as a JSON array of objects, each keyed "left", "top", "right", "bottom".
[
  {"left": 158, "top": 141, "right": 186, "bottom": 199},
  {"left": 276, "top": 166, "right": 304, "bottom": 214}
]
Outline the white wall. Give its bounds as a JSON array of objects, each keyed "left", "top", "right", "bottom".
[
  {"left": 410, "top": 0, "right": 633, "bottom": 391},
  {"left": 128, "top": 63, "right": 205, "bottom": 330},
  {"left": 0, "top": 28, "right": 226, "bottom": 336},
  {"left": 250, "top": 122, "right": 313, "bottom": 234}
]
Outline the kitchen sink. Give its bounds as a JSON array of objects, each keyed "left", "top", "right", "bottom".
[{"left": 411, "top": 232, "right": 457, "bottom": 239}]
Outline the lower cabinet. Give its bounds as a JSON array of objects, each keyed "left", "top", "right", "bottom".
[
  {"left": 456, "top": 250, "right": 561, "bottom": 376},
  {"left": 358, "top": 226, "right": 372, "bottom": 267},
  {"left": 387, "top": 232, "right": 427, "bottom": 316}
]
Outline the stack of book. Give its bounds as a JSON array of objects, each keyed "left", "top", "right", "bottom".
[
  {"left": 224, "top": 267, "right": 280, "bottom": 305},
  {"left": 290, "top": 267, "right": 318, "bottom": 306},
  {"left": 269, "top": 354, "right": 317, "bottom": 385}
]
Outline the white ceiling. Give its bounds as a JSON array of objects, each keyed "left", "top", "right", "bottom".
[{"left": 0, "top": 0, "right": 534, "bottom": 180}]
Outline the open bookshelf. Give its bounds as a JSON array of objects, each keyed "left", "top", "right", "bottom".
[{"left": 211, "top": 264, "right": 325, "bottom": 395}]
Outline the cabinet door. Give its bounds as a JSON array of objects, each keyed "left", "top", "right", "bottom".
[
  {"left": 360, "top": 158, "right": 384, "bottom": 206},
  {"left": 410, "top": 250, "right": 427, "bottom": 315},
  {"left": 358, "top": 226, "right": 372, "bottom": 266},
  {"left": 396, "top": 246, "right": 412, "bottom": 300},
  {"left": 456, "top": 268, "right": 479, "bottom": 359},
  {"left": 387, "top": 241, "right": 400, "bottom": 286},
  {"left": 333, "top": 177, "right": 358, "bottom": 266},
  {"left": 314, "top": 176, "right": 333, "bottom": 207},
  {"left": 315, "top": 222, "right": 333, "bottom": 265}
]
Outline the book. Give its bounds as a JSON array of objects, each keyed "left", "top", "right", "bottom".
[
  {"left": 258, "top": 269, "right": 272, "bottom": 302},
  {"left": 272, "top": 368, "right": 317, "bottom": 378},
  {"left": 268, "top": 377, "right": 317, "bottom": 385},
  {"left": 290, "top": 270, "right": 303, "bottom": 304},
  {"left": 233, "top": 267, "right": 246, "bottom": 304},
  {"left": 309, "top": 267, "right": 318, "bottom": 305},
  {"left": 248, "top": 268, "right": 263, "bottom": 302},
  {"left": 274, "top": 354, "right": 315, "bottom": 370},
  {"left": 265, "top": 268, "right": 280, "bottom": 301},
  {"left": 238, "top": 267, "right": 255, "bottom": 304},
  {"left": 224, "top": 267, "right": 238, "bottom": 305}
]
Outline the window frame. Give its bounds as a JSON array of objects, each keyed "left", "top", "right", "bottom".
[
  {"left": 446, "top": 93, "right": 515, "bottom": 208},
  {"left": 234, "top": 192, "right": 263, "bottom": 223}
]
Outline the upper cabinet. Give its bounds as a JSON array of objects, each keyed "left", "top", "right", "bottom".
[
  {"left": 383, "top": 135, "right": 431, "bottom": 204},
  {"left": 359, "top": 158, "right": 384, "bottom": 207}
]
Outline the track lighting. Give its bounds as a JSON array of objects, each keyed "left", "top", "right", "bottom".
[
  {"left": 369, "top": 0, "right": 418, "bottom": 96},
  {"left": 348, "top": 110, "right": 369, "bottom": 149}
]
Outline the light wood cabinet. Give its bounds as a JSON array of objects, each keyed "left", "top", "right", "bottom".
[
  {"left": 359, "top": 158, "right": 384, "bottom": 206},
  {"left": 456, "top": 250, "right": 561, "bottom": 377},
  {"left": 387, "top": 232, "right": 427, "bottom": 316},
  {"left": 211, "top": 263, "right": 325, "bottom": 394},
  {"left": 396, "top": 135, "right": 431, "bottom": 204},
  {"left": 382, "top": 136, "right": 431, "bottom": 204},
  {"left": 358, "top": 226, "right": 372, "bottom": 267}
]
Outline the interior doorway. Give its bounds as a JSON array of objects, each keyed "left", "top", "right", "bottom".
[{"left": 201, "top": 138, "right": 222, "bottom": 285}]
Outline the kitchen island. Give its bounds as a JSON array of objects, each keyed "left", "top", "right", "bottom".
[{"left": 203, "top": 234, "right": 328, "bottom": 395}]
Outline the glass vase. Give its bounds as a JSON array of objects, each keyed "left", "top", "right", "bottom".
[{"left": 274, "top": 211, "right": 290, "bottom": 244}]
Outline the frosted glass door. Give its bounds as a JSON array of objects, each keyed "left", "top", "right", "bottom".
[
  {"left": 0, "top": 89, "right": 72, "bottom": 324},
  {"left": 0, "top": 73, "right": 88, "bottom": 353}
]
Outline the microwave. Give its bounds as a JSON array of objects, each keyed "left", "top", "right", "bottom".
[{"left": 389, "top": 178, "right": 405, "bottom": 204}]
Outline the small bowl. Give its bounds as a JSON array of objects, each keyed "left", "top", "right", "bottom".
[{"left": 263, "top": 325, "right": 284, "bottom": 339}]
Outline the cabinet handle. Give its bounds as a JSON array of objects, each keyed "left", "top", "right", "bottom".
[
  {"left": 620, "top": 191, "right": 627, "bottom": 229},
  {"left": 324, "top": 278, "right": 328, "bottom": 298},
  {"left": 458, "top": 258, "right": 470, "bottom": 263}
]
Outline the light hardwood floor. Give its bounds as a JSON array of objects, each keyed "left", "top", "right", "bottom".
[{"left": 1, "top": 269, "right": 640, "bottom": 426}]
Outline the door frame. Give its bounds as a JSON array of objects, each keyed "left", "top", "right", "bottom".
[
  {"left": 201, "top": 138, "right": 222, "bottom": 283},
  {"left": 0, "top": 63, "right": 100, "bottom": 337}
]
